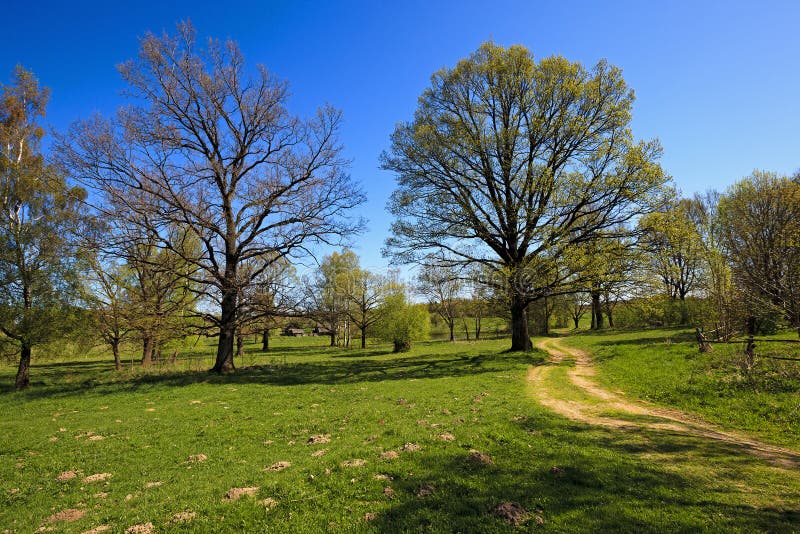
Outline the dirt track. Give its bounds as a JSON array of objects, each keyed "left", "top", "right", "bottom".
[{"left": 529, "top": 337, "right": 800, "bottom": 468}]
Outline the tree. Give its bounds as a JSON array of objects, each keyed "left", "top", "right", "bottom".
[
  {"left": 416, "top": 262, "right": 462, "bottom": 342},
  {"left": 374, "top": 285, "right": 429, "bottom": 352},
  {"left": 344, "top": 268, "right": 388, "bottom": 349},
  {"left": 382, "top": 42, "right": 668, "bottom": 351},
  {"left": 84, "top": 259, "right": 133, "bottom": 371},
  {"left": 640, "top": 199, "right": 705, "bottom": 324},
  {"left": 304, "top": 250, "right": 359, "bottom": 347},
  {"left": 57, "top": 23, "right": 364, "bottom": 373},
  {"left": 0, "top": 67, "right": 87, "bottom": 389},
  {"left": 717, "top": 171, "right": 800, "bottom": 334}
]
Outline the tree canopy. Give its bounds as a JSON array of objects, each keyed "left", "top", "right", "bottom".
[{"left": 382, "top": 42, "right": 669, "bottom": 350}]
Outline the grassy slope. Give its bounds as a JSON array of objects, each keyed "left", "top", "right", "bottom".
[
  {"left": 0, "top": 335, "right": 798, "bottom": 532},
  {"left": 563, "top": 328, "right": 800, "bottom": 450}
]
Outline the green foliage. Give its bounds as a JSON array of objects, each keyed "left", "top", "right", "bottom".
[
  {"left": 0, "top": 67, "right": 88, "bottom": 387},
  {"left": 374, "top": 291, "right": 429, "bottom": 352}
]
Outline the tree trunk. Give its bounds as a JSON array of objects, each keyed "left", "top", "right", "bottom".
[
  {"left": 211, "top": 288, "right": 237, "bottom": 373},
  {"left": 112, "top": 341, "right": 122, "bottom": 371},
  {"left": 393, "top": 339, "right": 411, "bottom": 352},
  {"left": 573, "top": 316, "right": 580, "bottom": 329},
  {"left": 15, "top": 343, "right": 31, "bottom": 390},
  {"left": 361, "top": 328, "right": 367, "bottom": 349},
  {"left": 141, "top": 335, "right": 154, "bottom": 368},
  {"left": 448, "top": 319, "right": 455, "bottom": 342},
  {"left": 591, "top": 292, "right": 603, "bottom": 329},
  {"left": 329, "top": 330, "right": 336, "bottom": 347},
  {"left": 510, "top": 296, "right": 532, "bottom": 351},
  {"left": 606, "top": 309, "right": 614, "bottom": 328},
  {"left": 236, "top": 333, "right": 244, "bottom": 358},
  {"left": 474, "top": 313, "right": 481, "bottom": 340},
  {"left": 679, "top": 296, "right": 688, "bottom": 325},
  {"left": 261, "top": 327, "right": 270, "bottom": 351}
]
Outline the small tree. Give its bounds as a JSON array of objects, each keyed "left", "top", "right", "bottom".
[
  {"left": 375, "top": 287, "right": 429, "bottom": 352},
  {"left": 0, "top": 67, "right": 87, "bottom": 389},
  {"left": 416, "top": 263, "right": 462, "bottom": 342},
  {"left": 344, "top": 269, "right": 388, "bottom": 348}
]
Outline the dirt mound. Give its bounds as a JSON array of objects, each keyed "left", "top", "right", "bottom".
[
  {"left": 224, "top": 487, "right": 259, "bottom": 500},
  {"left": 47, "top": 509, "right": 85, "bottom": 522},
  {"left": 342, "top": 458, "right": 366, "bottom": 467},
  {"left": 265, "top": 461, "right": 291, "bottom": 471},
  {"left": 83, "top": 473, "right": 112, "bottom": 483},
  {"left": 187, "top": 454, "right": 208, "bottom": 463},
  {"left": 169, "top": 511, "right": 196, "bottom": 523},
  {"left": 491, "top": 502, "right": 528, "bottom": 526},
  {"left": 466, "top": 451, "right": 494, "bottom": 466},
  {"left": 125, "top": 523, "right": 154, "bottom": 534},
  {"left": 56, "top": 471, "right": 77, "bottom": 481},
  {"left": 308, "top": 434, "right": 330, "bottom": 444},
  {"left": 379, "top": 451, "right": 399, "bottom": 460}
]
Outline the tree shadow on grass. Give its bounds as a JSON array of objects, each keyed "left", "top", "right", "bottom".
[
  {"left": 370, "top": 415, "right": 800, "bottom": 532},
  {"left": 5, "top": 349, "right": 546, "bottom": 400}
]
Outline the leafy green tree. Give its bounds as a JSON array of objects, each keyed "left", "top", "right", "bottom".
[
  {"left": 640, "top": 199, "right": 706, "bottom": 324},
  {"left": 304, "top": 250, "right": 359, "bottom": 346},
  {"left": 374, "top": 285, "right": 429, "bottom": 352},
  {"left": 382, "top": 42, "right": 669, "bottom": 351},
  {"left": 717, "top": 171, "right": 800, "bottom": 334},
  {"left": 0, "top": 67, "right": 87, "bottom": 389}
]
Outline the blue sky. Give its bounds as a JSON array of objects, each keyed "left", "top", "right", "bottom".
[{"left": 2, "top": 0, "right": 798, "bottom": 274}]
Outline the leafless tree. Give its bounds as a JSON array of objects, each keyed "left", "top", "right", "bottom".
[{"left": 57, "top": 23, "right": 364, "bottom": 372}]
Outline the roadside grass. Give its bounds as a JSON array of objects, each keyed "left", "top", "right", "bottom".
[
  {"left": 563, "top": 327, "right": 800, "bottom": 450},
  {"left": 0, "top": 335, "right": 798, "bottom": 532}
]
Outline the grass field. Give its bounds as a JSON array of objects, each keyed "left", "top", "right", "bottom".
[
  {"left": 564, "top": 327, "right": 800, "bottom": 450},
  {"left": 1, "top": 333, "right": 799, "bottom": 532}
]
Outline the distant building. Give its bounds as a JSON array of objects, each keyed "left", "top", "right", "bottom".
[
  {"left": 284, "top": 327, "right": 305, "bottom": 337},
  {"left": 312, "top": 326, "right": 332, "bottom": 336}
]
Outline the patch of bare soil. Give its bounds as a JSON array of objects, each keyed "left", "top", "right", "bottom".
[
  {"left": 308, "top": 434, "right": 330, "bottom": 444},
  {"left": 311, "top": 449, "right": 328, "bottom": 457},
  {"left": 265, "top": 461, "right": 291, "bottom": 471},
  {"left": 187, "top": 454, "right": 208, "bottom": 463},
  {"left": 56, "top": 471, "right": 78, "bottom": 481},
  {"left": 81, "top": 526, "right": 111, "bottom": 534},
  {"left": 436, "top": 432, "right": 456, "bottom": 442},
  {"left": 401, "top": 443, "right": 421, "bottom": 452},
  {"left": 144, "top": 481, "right": 162, "bottom": 488},
  {"left": 466, "top": 450, "right": 494, "bottom": 466},
  {"left": 124, "top": 523, "right": 154, "bottom": 534},
  {"left": 416, "top": 483, "right": 435, "bottom": 497},
  {"left": 224, "top": 487, "right": 259, "bottom": 500},
  {"left": 491, "top": 502, "right": 528, "bottom": 526},
  {"left": 169, "top": 511, "right": 196, "bottom": 523},
  {"left": 379, "top": 451, "right": 399, "bottom": 460},
  {"left": 47, "top": 509, "right": 85, "bottom": 522},
  {"left": 532, "top": 337, "right": 800, "bottom": 468},
  {"left": 258, "top": 498, "right": 278, "bottom": 510},
  {"left": 342, "top": 459, "right": 366, "bottom": 467},
  {"left": 83, "top": 473, "right": 112, "bottom": 483}
]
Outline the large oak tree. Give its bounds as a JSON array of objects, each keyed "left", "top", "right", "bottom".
[
  {"left": 58, "top": 23, "right": 364, "bottom": 372},
  {"left": 382, "top": 43, "right": 669, "bottom": 350}
]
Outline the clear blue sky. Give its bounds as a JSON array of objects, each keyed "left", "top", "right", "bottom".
[{"left": 2, "top": 0, "right": 798, "bottom": 273}]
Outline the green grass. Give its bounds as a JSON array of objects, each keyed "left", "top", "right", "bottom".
[
  {"left": 1, "top": 335, "right": 799, "bottom": 532},
  {"left": 563, "top": 327, "right": 800, "bottom": 450}
]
